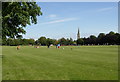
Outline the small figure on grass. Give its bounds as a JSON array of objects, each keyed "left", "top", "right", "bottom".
[
  {"left": 17, "top": 45, "right": 20, "bottom": 50},
  {"left": 57, "top": 44, "right": 60, "bottom": 49},
  {"left": 56, "top": 44, "right": 58, "bottom": 48},
  {"left": 47, "top": 44, "right": 50, "bottom": 48}
]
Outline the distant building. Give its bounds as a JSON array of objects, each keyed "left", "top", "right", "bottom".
[{"left": 77, "top": 28, "right": 80, "bottom": 40}]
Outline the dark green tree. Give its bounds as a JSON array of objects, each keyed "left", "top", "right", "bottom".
[
  {"left": 14, "top": 39, "right": 20, "bottom": 46},
  {"left": 35, "top": 40, "right": 39, "bottom": 45},
  {"left": 59, "top": 38, "right": 67, "bottom": 45},
  {"left": 69, "top": 38, "right": 74, "bottom": 45},
  {"left": 22, "top": 39, "right": 29, "bottom": 45},
  {"left": 7, "top": 38, "right": 15, "bottom": 46},
  {"left": 89, "top": 35, "right": 97, "bottom": 45},
  {"left": 104, "top": 31, "right": 116, "bottom": 45},
  {"left": 77, "top": 38, "right": 84, "bottom": 45},
  {"left": 28, "top": 39, "right": 35, "bottom": 45},
  {"left": 38, "top": 37, "right": 47, "bottom": 46},
  {"left": 2, "top": 2, "right": 42, "bottom": 39},
  {"left": 46, "top": 38, "right": 54, "bottom": 48},
  {"left": 97, "top": 33, "right": 106, "bottom": 45},
  {"left": 2, "top": 38, "right": 7, "bottom": 45}
]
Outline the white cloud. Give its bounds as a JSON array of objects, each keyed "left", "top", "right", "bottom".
[
  {"left": 97, "top": 7, "right": 114, "bottom": 12},
  {"left": 40, "top": 18, "right": 78, "bottom": 25}
]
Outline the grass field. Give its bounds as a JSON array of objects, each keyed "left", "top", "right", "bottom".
[{"left": 2, "top": 45, "right": 118, "bottom": 80}]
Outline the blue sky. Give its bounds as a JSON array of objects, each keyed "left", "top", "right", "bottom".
[{"left": 23, "top": 2, "right": 118, "bottom": 40}]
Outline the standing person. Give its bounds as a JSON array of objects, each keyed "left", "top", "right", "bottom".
[
  {"left": 17, "top": 45, "right": 20, "bottom": 50},
  {"left": 56, "top": 44, "right": 57, "bottom": 48},
  {"left": 47, "top": 44, "right": 50, "bottom": 48}
]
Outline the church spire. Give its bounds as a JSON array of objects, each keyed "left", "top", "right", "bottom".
[{"left": 77, "top": 28, "right": 80, "bottom": 40}]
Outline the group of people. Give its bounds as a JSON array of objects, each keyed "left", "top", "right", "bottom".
[
  {"left": 16, "top": 44, "right": 61, "bottom": 50},
  {"left": 56, "top": 44, "right": 60, "bottom": 48}
]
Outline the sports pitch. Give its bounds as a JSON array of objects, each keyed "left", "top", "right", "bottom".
[{"left": 2, "top": 46, "right": 118, "bottom": 80}]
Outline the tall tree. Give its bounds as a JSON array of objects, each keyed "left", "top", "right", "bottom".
[
  {"left": 2, "top": 2, "right": 42, "bottom": 39},
  {"left": 77, "top": 38, "right": 84, "bottom": 45},
  {"left": 7, "top": 38, "right": 15, "bottom": 46},
  {"left": 59, "top": 38, "right": 67, "bottom": 45},
  {"left": 89, "top": 35, "right": 96, "bottom": 45},
  {"left": 97, "top": 33, "right": 106, "bottom": 45},
  {"left": 46, "top": 38, "right": 54, "bottom": 48},
  {"left": 69, "top": 38, "right": 74, "bottom": 45},
  {"left": 105, "top": 31, "right": 116, "bottom": 45},
  {"left": 38, "top": 37, "right": 47, "bottom": 46},
  {"left": 28, "top": 39, "right": 35, "bottom": 45}
]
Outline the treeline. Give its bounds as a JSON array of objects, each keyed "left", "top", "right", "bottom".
[
  {"left": 2, "top": 31, "right": 120, "bottom": 46},
  {"left": 2, "top": 38, "right": 35, "bottom": 46},
  {"left": 2, "top": 37, "right": 75, "bottom": 46},
  {"left": 80, "top": 31, "right": 120, "bottom": 45}
]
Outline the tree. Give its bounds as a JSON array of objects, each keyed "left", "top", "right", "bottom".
[
  {"left": 38, "top": 37, "right": 47, "bottom": 46},
  {"left": 115, "top": 33, "right": 120, "bottom": 45},
  {"left": 28, "top": 39, "right": 35, "bottom": 45},
  {"left": 51, "top": 39, "right": 57, "bottom": 45},
  {"left": 22, "top": 39, "right": 29, "bottom": 45},
  {"left": 69, "top": 38, "right": 74, "bottom": 45},
  {"left": 35, "top": 40, "right": 39, "bottom": 45},
  {"left": 77, "top": 38, "right": 84, "bottom": 45},
  {"left": 104, "top": 31, "right": 116, "bottom": 45},
  {"left": 117, "top": 34, "right": 120, "bottom": 45},
  {"left": 46, "top": 38, "right": 54, "bottom": 48},
  {"left": 59, "top": 38, "right": 67, "bottom": 45},
  {"left": 89, "top": 35, "right": 96, "bottom": 45},
  {"left": 97, "top": 33, "right": 106, "bottom": 45},
  {"left": 2, "top": 38, "right": 7, "bottom": 45},
  {"left": 14, "top": 39, "right": 20, "bottom": 46},
  {"left": 109, "top": 31, "right": 115, "bottom": 35},
  {"left": 54, "top": 40, "right": 59, "bottom": 45},
  {"left": 7, "top": 38, "right": 15, "bottom": 46},
  {"left": 2, "top": 2, "right": 42, "bottom": 39}
]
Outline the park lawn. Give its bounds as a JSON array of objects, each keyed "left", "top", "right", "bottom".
[{"left": 2, "top": 45, "right": 118, "bottom": 80}]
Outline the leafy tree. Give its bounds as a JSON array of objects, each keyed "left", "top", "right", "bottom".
[
  {"left": 54, "top": 40, "right": 59, "bottom": 45},
  {"left": 7, "top": 38, "right": 15, "bottom": 46},
  {"left": 38, "top": 37, "right": 47, "bottom": 46},
  {"left": 22, "top": 39, "right": 29, "bottom": 45},
  {"left": 109, "top": 31, "right": 115, "bottom": 35},
  {"left": 89, "top": 35, "right": 97, "bottom": 45},
  {"left": 83, "top": 37, "right": 87, "bottom": 45},
  {"left": 97, "top": 33, "right": 106, "bottom": 45},
  {"left": 59, "top": 38, "right": 67, "bottom": 45},
  {"left": 2, "top": 38, "right": 7, "bottom": 45},
  {"left": 51, "top": 39, "right": 57, "bottom": 45},
  {"left": 69, "top": 38, "right": 74, "bottom": 45},
  {"left": 115, "top": 33, "right": 120, "bottom": 45},
  {"left": 28, "top": 39, "right": 35, "bottom": 45},
  {"left": 46, "top": 38, "right": 54, "bottom": 45},
  {"left": 104, "top": 31, "right": 116, "bottom": 45},
  {"left": 14, "top": 39, "right": 20, "bottom": 45},
  {"left": 35, "top": 40, "right": 39, "bottom": 45},
  {"left": 77, "top": 38, "right": 84, "bottom": 45},
  {"left": 2, "top": 2, "right": 42, "bottom": 39},
  {"left": 46, "top": 38, "right": 54, "bottom": 48}
]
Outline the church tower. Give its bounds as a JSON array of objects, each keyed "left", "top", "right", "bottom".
[{"left": 77, "top": 28, "right": 80, "bottom": 40}]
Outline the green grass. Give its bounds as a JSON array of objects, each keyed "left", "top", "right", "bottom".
[{"left": 2, "top": 45, "right": 118, "bottom": 80}]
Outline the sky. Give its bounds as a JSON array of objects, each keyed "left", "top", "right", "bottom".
[{"left": 23, "top": 2, "right": 118, "bottom": 40}]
